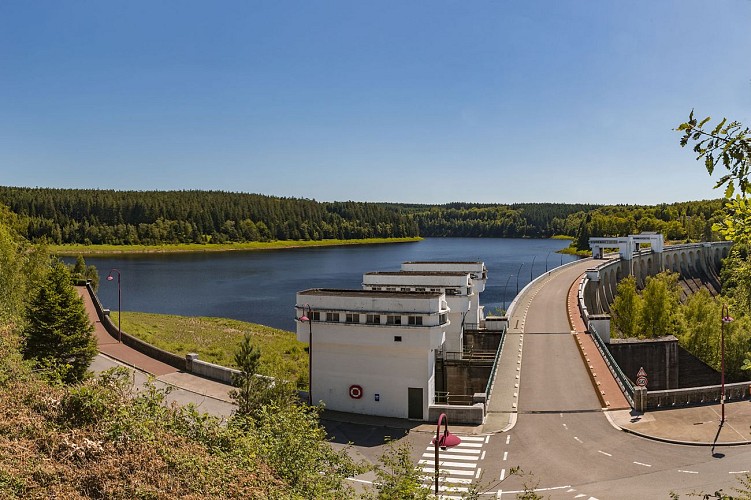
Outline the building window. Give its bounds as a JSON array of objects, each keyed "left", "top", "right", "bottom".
[
  {"left": 445, "top": 288, "right": 458, "bottom": 296},
  {"left": 311, "top": 311, "right": 321, "bottom": 321},
  {"left": 386, "top": 315, "right": 402, "bottom": 325},
  {"left": 386, "top": 287, "right": 396, "bottom": 292},
  {"left": 394, "top": 336, "right": 402, "bottom": 342},
  {"left": 408, "top": 315, "right": 423, "bottom": 326},
  {"left": 400, "top": 287, "right": 411, "bottom": 292},
  {"left": 415, "top": 287, "right": 426, "bottom": 292},
  {"left": 430, "top": 288, "right": 440, "bottom": 292},
  {"left": 326, "top": 312, "right": 340, "bottom": 322},
  {"left": 366, "top": 314, "right": 380, "bottom": 324},
  {"left": 372, "top": 287, "right": 382, "bottom": 291},
  {"left": 346, "top": 313, "right": 359, "bottom": 323}
]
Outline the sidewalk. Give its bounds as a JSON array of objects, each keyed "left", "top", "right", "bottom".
[{"left": 77, "top": 287, "right": 235, "bottom": 403}]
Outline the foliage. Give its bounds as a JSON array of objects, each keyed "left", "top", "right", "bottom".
[
  {"left": 111, "top": 311, "right": 308, "bottom": 384},
  {"left": 22, "top": 261, "right": 97, "bottom": 384},
  {"left": 639, "top": 272, "right": 681, "bottom": 338},
  {"left": 610, "top": 276, "right": 641, "bottom": 338},
  {"left": 370, "top": 440, "right": 432, "bottom": 499},
  {"left": 69, "top": 254, "right": 99, "bottom": 290}
]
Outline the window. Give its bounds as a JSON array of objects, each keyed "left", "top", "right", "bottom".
[
  {"left": 386, "top": 287, "right": 396, "bottom": 292},
  {"left": 372, "top": 287, "right": 382, "bottom": 291},
  {"left": 394, "top": 336, "right": 402, "bottom": 342},
  {"left": 311, "top": 311, "right": 321, "bottom": 321},
  {"left": 400, "top": 287, "right": 411, "bottom": 292},
  {"left": 445, "top": 288, "right": 458, "bottom": 296},
  {"left": 366, "top": 314, "right": 380, "bottom": 324},
  {"left": 326, "top": 312, "right": 340, "bottom": 322},
  {"left": 430, "top": 288, "right": 440, "bottom": 292},
  {"left": 346, "top": 313, "right": 359, "bottom": 323},
  {"left": 415, "top": 287, "right": 426, "bottom": 292},
  {"left": 408, "top": 315, "right": 423, "bottom": 326},
  {"left": 386, "top": 315, "right": 402, "bottom": 325}
]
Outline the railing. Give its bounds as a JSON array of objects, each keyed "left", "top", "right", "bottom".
[
  {"left": 589, "top": 324, "right": 635, "bottom": 407},
  {"left": 434, "top": 391, "right": 475, "bottom": 406},
  {"left": 645, "top": 382, "right": 750, "bottom": 409},
  {"left": 484, "top": 328, "right": 506, "bottom": 399}
]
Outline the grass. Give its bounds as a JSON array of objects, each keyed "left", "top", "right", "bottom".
[
  {"left": 112, "top": 311, "right": 308, "bottom": 385},
  {"left": 50, "top": 237, "right": 422, "bottom": 256}
]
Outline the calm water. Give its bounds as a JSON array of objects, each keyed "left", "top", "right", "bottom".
[{"left": 79, "top": 238, "right": 576, "bottom": 331}]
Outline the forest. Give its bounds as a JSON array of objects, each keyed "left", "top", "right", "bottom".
[{"left": 0, "top": 186, "right": 725, "bottom": 247}]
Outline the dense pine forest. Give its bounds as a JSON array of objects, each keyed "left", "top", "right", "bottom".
[{"left": 0, "top": 186, "right": 726, "bottom": 246}]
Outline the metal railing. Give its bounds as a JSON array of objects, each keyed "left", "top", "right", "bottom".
[
  {"left": 589, "top": 324, "right": 635, "bottom": 407},
  {"left": 484, "top": 329, "right": 506, "bottom": 399},
  {"left": 434, "top": 391, "right": 475, "bottom": 406}
]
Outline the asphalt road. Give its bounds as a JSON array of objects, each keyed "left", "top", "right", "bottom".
[{"left": 462, "top": 261, "right": 751, "bottom": 499}]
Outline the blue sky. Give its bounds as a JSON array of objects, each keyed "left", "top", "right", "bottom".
[{"left": 1, "top": 1, "right": 749, "bottom": 205}]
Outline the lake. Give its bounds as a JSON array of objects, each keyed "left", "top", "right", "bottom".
[{"left": 78, "top": 238, "right": 577, "bottom": 331}]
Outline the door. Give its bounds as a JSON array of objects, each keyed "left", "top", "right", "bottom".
[{"left": 408, "top": 387, "right": 423, "bottom": 420}]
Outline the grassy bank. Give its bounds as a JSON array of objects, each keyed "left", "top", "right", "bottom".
[
  {"left": 50, "top": 237, "right": 422, "bottom": 256},
  {"left": 111, "top": 311, "right": 308, "bottom": 385}
]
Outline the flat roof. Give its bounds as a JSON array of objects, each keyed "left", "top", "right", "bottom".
[
  {"left": 298, "top": 288, "right": 443, "bottom": 299},
  {"left": 364, "top": 271, "right": 469, "bottom": 277},
  {"left": 403, "top": 261, "right": 483, "bottom": 265}
]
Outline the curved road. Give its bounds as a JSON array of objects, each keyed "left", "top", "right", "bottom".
[{"left": 486, "top": 260, "right": 751, "bottom": 498}]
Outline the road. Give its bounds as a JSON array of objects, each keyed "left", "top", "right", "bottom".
[{"left": 421, "top": 260, "right": 751, "bottom": 499}]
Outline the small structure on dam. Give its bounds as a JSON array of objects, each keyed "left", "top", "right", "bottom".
[{"left": 295, "top": 261, "right": 503, "bottom": 423}]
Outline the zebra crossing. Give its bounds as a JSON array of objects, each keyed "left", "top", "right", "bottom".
[{"left": 418, "top": 435, "right": 487, "bottom": 498}]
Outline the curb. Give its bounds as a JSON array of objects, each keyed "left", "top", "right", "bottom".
[{"left": 617, "top": 425, "right": 751, "bottom": 447}]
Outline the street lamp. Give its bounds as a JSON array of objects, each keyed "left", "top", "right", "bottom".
[
  {"left": 516, "top": 262, "right": 524, "bottom": 295},
  {"left": 106, "top": 269, "right": 121, "bottom": 343},
  {"left": 721, "top": 304, "right": 734, "bottom": 423},
  {"left": 299, "top": 304, "right": 314, "bottom": 406},
  {"left": 544, "top": 251, "right": 552, "bottom": 272},
  {"left": 502, "top": 274, "right": 515, "bottom": 312},
  {"left": 431, "top": 412, "right": 462, "bottom": 496},
  {"left": 530, "top": 255, "right": 537, "bottom": 282}
]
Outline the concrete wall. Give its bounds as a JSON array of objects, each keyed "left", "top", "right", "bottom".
[
  {"left": 444, "top": 364, "right": 493, "bottom": 397},
  {"left": 608, "top": 337, "right": 679, "bottom": 390},
  {"left": 427, "top": 404, "right": 485, "bottom": 425}
]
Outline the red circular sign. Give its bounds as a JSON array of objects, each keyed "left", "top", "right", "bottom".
[
  {"left": 349, "top": 385, "right": 363, "bottom": 399},
  {"left": 636, "top": 376, "right": 648, "bottom": 387}
]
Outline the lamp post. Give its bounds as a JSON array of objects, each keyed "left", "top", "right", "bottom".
[
  {"left": 502, "top": 274, "right": 515, "bottom": 312},
  {"left": 432, "top": 412, "right": 462, "bottom": 496},
  {"left": 544, "top": 251, "right": 552, "bottom": 272},
  {"left": 530, "top": 255, "right": 537, "bottom": 282},
  {"left": 721, "top": 304, "right": 734, "bottom": 423},
  {"left": 299, "top": 304, "right": 314, "bottom": 406},
  {"left": 106, "top": 269, "right": 121, "bottom": 343},
  {"left": 516, "top": 262, "right": 524, "bottom": 295}
]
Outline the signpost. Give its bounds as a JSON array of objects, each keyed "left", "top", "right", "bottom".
[{"left": 635, "top": 367, "right": 648, "bottom": 388}]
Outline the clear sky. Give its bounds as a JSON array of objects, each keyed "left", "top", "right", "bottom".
[{"left": 1, "top": 1, "right": 750, "bottom": 205}]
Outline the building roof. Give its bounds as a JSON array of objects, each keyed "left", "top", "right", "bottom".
[
  {"left": 364, "top": 271, "right": 470, "bottom": 277},
  {"left": 402, "top": 261, "right": 484, "bottom": 265},
  {"left": 298, "top": 288, "right": 443, "bottom": 299}
]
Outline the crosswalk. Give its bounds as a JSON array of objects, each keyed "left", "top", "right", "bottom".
[{"left": 418, "top": 435, "right": 486, "bottom": 499}]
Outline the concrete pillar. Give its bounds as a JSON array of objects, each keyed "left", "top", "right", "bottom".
[
  {"left": 634, "top": 386, "right": 647, "bottom": 413},
  {"left": 186, "top": 353, "right": 199, "bottom": 373}
]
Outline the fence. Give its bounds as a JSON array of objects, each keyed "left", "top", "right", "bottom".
[{"left": 588, "top": 323, "right": 635, "bottom": 407}]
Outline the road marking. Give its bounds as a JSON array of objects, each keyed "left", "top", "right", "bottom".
[
  {"left": 481, "top": 450, "right": 486, "bottom": 460},
  {"left": 422, "top": 453, "right": 478, "bottom": 461},
  {"left": 633, "top": 461, "right": 652, "bottom": 467},
  {"left": 475, "top": 467, "right": 482, "bottom": 479},
  {"left": 678, "top": 470, "right": 698, "bottom": 474},
  {"left": 421, "top": 467, "right": 476, "bottom": 476},
  {"left": 562, "top": 423, "right": 568, "bottom": 429},
  {"left": 574, "top": 436, "right": 583, "bottom": 443},
  {"left": 566, "top": 489, "right": 576, "bottom": 493},
  {"left": 500, "top": 468, "right": 506, "bottom": 481},
  {"left": 506, "top": 435, "right": 511, "bottom": 445},
  {"left": 485, "top": 435, "right": 491, "bottom": 444},
  {"left": 432, "top": 447, "right": 480, "bottom": 455},
  {"left": 500, "top": 485, "right": 573, "bottom": 495},
  {"left": 597, "top": 450, "right": 612, "bottom": 457},
  {"left": 459, "top": 436, "right": 486, "bottom": 442},
  {"left": 503, "top": 451, "right": 508, "bottom": 461},
  {"left": 574, "top": 495, "right": 586, "bottom": 499},
  {"left": 730, "top": 470, "right": 750, "bottom": 474},
  {"left": 419, "top": 460, "right": 478, "bottom": 469},
  {"left": 347, "top": 477, "right": 373, "bottom": 484},
  {"left": 420, "top": 476, "right": 472, "bottom": 484}
]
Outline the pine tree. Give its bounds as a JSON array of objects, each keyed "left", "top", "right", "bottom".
[{"left": 23, "top": 261, "right": 97, "bottom": 383}]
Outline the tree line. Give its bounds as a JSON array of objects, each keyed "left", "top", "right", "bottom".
[{"left": 0, "top": 186, "right": 727, "bottom": 246}]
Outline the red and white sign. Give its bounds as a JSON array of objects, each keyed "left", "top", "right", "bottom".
[
  {"left": 635, "top": 367, "right": 648, "bottom": 387},
  {"left": 349, "top": 385, "right": 363, "bottom": 399}
]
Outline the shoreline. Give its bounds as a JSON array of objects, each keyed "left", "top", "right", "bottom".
[{"left": 50, "top": 237, "right": 423, "bottom": 256}]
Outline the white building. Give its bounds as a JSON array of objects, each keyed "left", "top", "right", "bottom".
[
  {"left": 295, "top": 289, "right": 449, "bottom": 420},
  {"left": 400, "top": 261, "right": 487, "bottom": 326},
  {"left": 362, "top": 271, "right": 472, "bottom": 353}
]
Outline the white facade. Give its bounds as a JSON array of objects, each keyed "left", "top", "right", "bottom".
[
  {"left": 295, "top": 289, "right": 449, "bottom": 420},
  {"left": 400, "top": 261, "right": 487, "bottom": 325},
  {"left": 362, "top": 271, "right": 471, "bottom": 353}
]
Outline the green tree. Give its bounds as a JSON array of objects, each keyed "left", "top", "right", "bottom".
[
  {"left": 610, "top": 276, "right": 642, "bottom": 338},
  {"left": 639, "top": 272, "right": 681, "bottom": 338},
  {"left": 22, "top": 261, "right": 97, "bottom": 383},
  {"left": 371, "top": 440, "right": 432, "bottom": 499}
]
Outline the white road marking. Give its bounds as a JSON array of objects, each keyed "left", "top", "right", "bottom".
[
  {"left": 481, "top": 450, "right": 486, "bottom": 460},
  {"left": 420, "top": 476, "right": 472, "bottom": 484},
  {"left": 503, "top": 451, "right": 508, "bottom": 461},
  {"left": 485, "top": 435, "right": 491, "bottom": 444},
  {"left": 475, "top": 467, "right": 482, "bottom": 479},
  {"left": 574, "top": 495, "right": 585, "bottom": 499},
  {"left": 598, "top": 450, "right": 612, "bottom": 457},
  {"left": 574, "top": 436, "right": 583, "bottom": 443},
  {"left": 566, "top": 489, "right": 576, "bottom": 493},
  {"left": 633, "top": 461, "right": 652, "bottom": 467},
  {"left": 431, "top": 447, "right": 480, "bottom": 455},
  {"left": 500, "top": 468, "right": 506, "bottom": 481},
  {"left": 563, "top": 423, "right": 568, "bottom": 429},
  {"left": 500, "top": 485, "right": 573, "bottom": 495},
  {"left": 506, "top": 435, "right": 511, "bottom": 445},
  {"left": 459, "top": 436, "right": 486, "bottom": 442},
  {"left": 421, "top": 467, "right": 476, "bottom": 476},
  {"left": 347, "top": 477, "right": 373, "bottom": 484},
  {"left": 678, "top": 470, "right": 698, "bottom": 474},
  {"left": 730, "top": 470, "right": 750, "bottom": 474},
  {"left": 422, "top": 453, "right": 478, "bottom": 461},
  {"left": 419, "top": 460, "right": 477, "bottom": 469}
]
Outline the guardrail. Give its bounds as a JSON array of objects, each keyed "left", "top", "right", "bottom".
[
  {"left": 644, "top": 382, "right": 750, "bottom": 409},
  {"left": 589, "top": 323, "right": 635, "bottom": 407},
  {"left": 485, "top": 329, "right": 505, "bottom": 399}
]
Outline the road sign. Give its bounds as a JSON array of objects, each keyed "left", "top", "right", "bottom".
[
  {"left": 636, "top": 367, "right": 647, "bottom": 378},
  {"left": 636, "top": 367, "right": 648, "bottom": 387}
]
